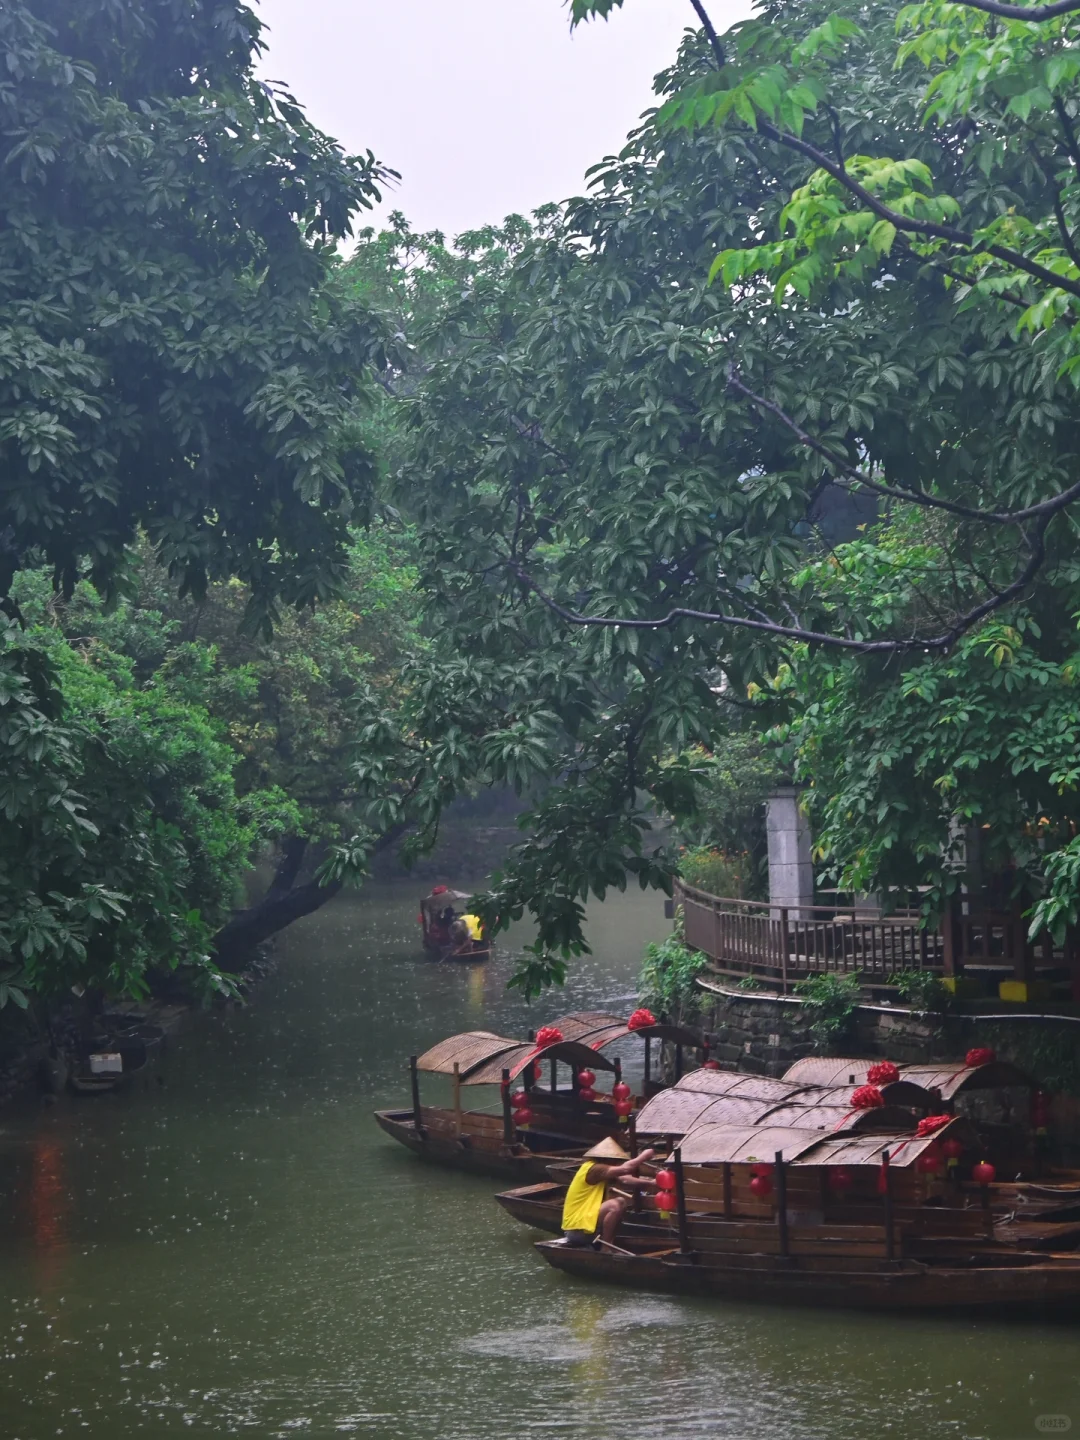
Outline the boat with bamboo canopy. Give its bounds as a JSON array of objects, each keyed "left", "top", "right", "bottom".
[
  {"left": 531, "top": 1117, "right": 1080, "bottom": 1313},
  {"left": 372, "top": 1010, "right": 709, "bottom": 1181}
]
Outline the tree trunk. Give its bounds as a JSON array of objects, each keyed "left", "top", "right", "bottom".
[{"left": 210, "top": 826, "right": 408, "bottom": 969}]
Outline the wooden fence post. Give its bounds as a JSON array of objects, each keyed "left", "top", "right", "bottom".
[
  {"left": 501, "top": 1067, "right": 514, "bottom": 1146},
  {"left": 775, "top": 1149, "right": 789, "bottom": 1259}
]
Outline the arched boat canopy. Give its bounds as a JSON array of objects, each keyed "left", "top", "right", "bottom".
[
  {"left": 782, "top": 1055, "right": 1034, "bottom": 1100},
  {"left": 416, "top": 1031, "right": 522, "bottom": 1079},
  {"left": 678, "top": 1115, "right": 979, "bottom": 1167},
  {"left": 635, "top": 1072, "right": 925, "bottom": 1138},
  {"left": 464, "top": 1038, "right": 618, "bottom": 1087},
  {"left": 547, "top": 1011, "right": 706, "bottom": 1052},
  {"left": 678, "top": 1125, "right": 824, "bottom": 1165}
]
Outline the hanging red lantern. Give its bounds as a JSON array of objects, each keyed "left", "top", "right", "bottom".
[
  {"left": 627, "top": 1008, "right": 657, "bottom": 1031},
  {"left": 612, "top": 1080, "right": 631, "bottom": 1101},
  {"left": 965, "top": 1047, "right": 996, "bottom": 1069},
  {"left": 515, "top": 1108, "right": 536, "bottom": 1129},
  {"left": 614, "top": 1098, "right": 634, "bottom": 1122},
  {"left": 654, "top": 1189, "right": 675, "bottom": 1212},
  {"left": 866, "top": 1061, "right": 900, "bottom": 1086},
  {"left": 941, "top": 1137, "right": 964, "bottom": 1165},
  {"left": 827, "top": 1166, "right": 853, "bottom": 1194},
  {"left": 850, "top": 1084, "right": 885, "bottom": 1110},
  {"left": 535, "top": 1025, "right": 564, "bottom": 1049},
  {"left": 916, "top": 1149, "right": 942, "bottom": 1175},
  {"left": 972, "top": 1160, "right": 996, "bottom": 1185},
  {"left": 749, "top": 1173, "right": 774, "bottom": 1199},
  {"left": 576, "top": 1069, "right": 596, "bottom": 1090},
  {"left": 654, "top": 1169, "right": 677, "bottom": 1192},
  {"left": 701, "top": 1059, "right": 721, "bottom": 1071},
  {"left": 578, "top": 1087, "right": 597, "bottom": 1104},
  {"left": 1031, "top": 1089, "right": 1051, "bottom": 1132},
  {"left": 509, "top": 1090, "right": 529, "bottom": 1110}
]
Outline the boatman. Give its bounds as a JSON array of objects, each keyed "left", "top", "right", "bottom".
[{"left": 561, "top": 1138, "right": 657, "bottom": 1250}]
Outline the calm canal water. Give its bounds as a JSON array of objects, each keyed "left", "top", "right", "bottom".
[{"left": 1, "top": 878, "right": 1079, "bottom": 1440}]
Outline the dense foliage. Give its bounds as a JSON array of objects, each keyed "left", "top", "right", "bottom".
[
  {"left": 1, "top": 0, "right": 390, "bottom": 629},
  {"left": 370, "top": 0, "right": 1080, "bottom": 988}
]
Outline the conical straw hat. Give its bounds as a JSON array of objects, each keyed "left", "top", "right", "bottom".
[{"left": 582, "top": 1136, "right": 630, "bottom": 1162}]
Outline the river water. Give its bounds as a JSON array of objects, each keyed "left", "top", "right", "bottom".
[{"left": 1, "top": 878, "right": 1079, "bottom": 1440}]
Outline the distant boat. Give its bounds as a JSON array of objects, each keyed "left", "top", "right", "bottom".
[{"left": 418, "top": 887, "right": 491, "bottom": 961}]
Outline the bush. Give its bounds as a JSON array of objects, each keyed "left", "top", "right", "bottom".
[
  {"left": 677, "top": 846, "right": 750, "bottom": 898},
  {"left": 893, "top": 968, "right": 950, "bottom": 1016},
  {"left": 794, "top": 972, "right": 862, "bottom": 1053},
  {"left": 639, "top": 916, "right": 709, "bottom": 1026}
]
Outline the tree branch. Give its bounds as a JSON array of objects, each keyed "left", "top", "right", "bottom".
[
  {"left": 949, "top": 0, "right": 1080, "bottom": 19},
  {"left": 508, "top": 516, "right": 1049, "bottom": 653},
  {"left": 726, "top": 368, "right": 1080, "bottom": 525},
  {"left": 754, "top": 119, "right": 1080, "bottom": 303},
  {"left": 688, "top": 0, "right": 726, "bottom": 67}
]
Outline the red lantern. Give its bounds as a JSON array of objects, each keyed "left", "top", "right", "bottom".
[
  {"left": 614, "top": 1098, "right": 634, "bottom": 1121},
  {"left": 578, "top": 1087, "right": 597, "bottom": 1104},
  {"left": 866, "top": 1061, "right": 900, "bottom": 1086},
  {"left": 515, "top": 1108, "right": 535, "bottom": 1129},
  {"left": 916, "top": 1149, "right": 942, "bottom": 1175},
  {"left": 577, "top": 1069, "right": 596, "bottom": 1090},
  {"left": 749, "top": 1174, "right": 773, "bottom": 1199},
  {"left": 535, "top": 1025, "right": 564, "bottom": 1049},
  {"left": 654, "top": 1190, "right": 675, "bottom": 1212},
  {"left": 655, "top": 1169, "right": 677, "bottom": 1192},
  {"left": 1031, "top": 1089, "right": 1051, "bottom": 1132},
  {"left": 627, "top": 1008, "right": 657, "bottom": 1031},
  {"left": 941, "top": 1137, "right": 964, "bottom": 1164},
  {"left": 612, "top": 1081, "right": 631, "bottom": 1101},
  {"left": 509, "top": 1090, "right": 528, "bottom": 1110},
  {"left": 827, "top": 1166, "right": 853, "bottom": 1194},
  {"left": 972, "top": 1160, "right": 996, "bottom": 1185},
  {"left": 965, "top": 1047, "right": 996, "bottom": 1069},
  {"left": 701, "top": 1059, "right": 721, "bottom": 1071},
  {"left": 850, "top": 1084, "right": 885, "bottom": 1111}
]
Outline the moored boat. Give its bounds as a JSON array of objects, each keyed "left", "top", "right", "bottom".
[{"left": 373, "top": 1011, "right": 709, "bottom": 1181}]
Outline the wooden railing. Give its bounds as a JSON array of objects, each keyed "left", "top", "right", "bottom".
[{"left": 677, "top": 881, "right": 944, "bottom": 992}]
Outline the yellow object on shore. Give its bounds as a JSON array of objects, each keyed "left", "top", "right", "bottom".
[
  {"left": 561, "top": 1162, "right": 605, "bottom": 1234},
  {"left": 462, "top": 913, "right": 483, "bottom": 941}
]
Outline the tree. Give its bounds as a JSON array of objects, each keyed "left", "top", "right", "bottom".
[
  {"left": 0, "top": 612, "right": 286, "bottom": 1007},
  {"left": 1, "top": 0, "right": 392, "bottom": 630},
  {"left": 14, "top": 525, "right": 426, "bottom": 973},
  {"left": 390, "top": 0, "right": 1080, "bottom": 988}
]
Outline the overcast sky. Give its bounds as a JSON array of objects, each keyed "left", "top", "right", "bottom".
[{"left": 256, "top": 0, "right": 753, "bottom": 238}]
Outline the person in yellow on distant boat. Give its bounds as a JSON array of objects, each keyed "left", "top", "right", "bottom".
[{"left": 561, "top": 1138, "right": 657, "bottom": 1250}]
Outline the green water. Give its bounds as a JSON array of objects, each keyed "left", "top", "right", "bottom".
[{"left": 1, "top": 879, "right": 1079, "bottom": 1440}]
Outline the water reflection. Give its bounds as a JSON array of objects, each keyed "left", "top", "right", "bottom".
[{"left": 0, "top": 877, "right": 1078, "bottom": 1439}]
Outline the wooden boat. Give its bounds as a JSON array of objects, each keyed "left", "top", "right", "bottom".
[
  {"left": 536, "top": 1238, "right": 1080, "bottom": 1314},
  {"left": 419, "top": 888, "right": 491, "bottom": 961},
  {"left": 528, "top": 1115, "right": 1080, "bottom": 1314},
  {"left": 373, "top": 1012, "right": 709, "bottom": 1181}
]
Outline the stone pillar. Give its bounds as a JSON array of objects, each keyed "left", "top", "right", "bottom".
[{"left": 767, "top": 787, "right": 814, "bottom": 918}]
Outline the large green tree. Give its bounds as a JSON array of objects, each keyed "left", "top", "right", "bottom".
[
  {"left": 385, "top": 0, "right": 1080, "bottom": 988},
  {"left": 1, "top": 0, "right": 391, "bottom": 628}
]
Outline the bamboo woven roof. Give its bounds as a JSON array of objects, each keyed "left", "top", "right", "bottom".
[
  {"left": 464, "top": 1038, "right": 617, "bottom": 1087},
  {"left": 415, "top": 1031, "right": 521, "bottom": 1078},
  {"left": 547, "top": 1011, "right": 705, "bottom": 1052},
  {"left": 782, "top": 1055, "right": 1034, "bottom": 1100},
  {"left": 679, "top": 1116, "right": 978, "bottom": 1168},
  {"left": 679, "top": 1125, "right": 825, "bottom": 1165},
  {"left": 674, "top": 1072, "right": 810, "bottom": 1100},
  {"left": 635, "top": 1091, "right": 773, "bottom": 1136}
]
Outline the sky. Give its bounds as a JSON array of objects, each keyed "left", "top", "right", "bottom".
[{"left": 255, "top": 0, "right": 753, "bottom": 239}]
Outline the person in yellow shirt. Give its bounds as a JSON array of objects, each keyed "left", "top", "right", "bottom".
[{"left": 561, "top": 1138, "right": 657, "bottom": 1250}]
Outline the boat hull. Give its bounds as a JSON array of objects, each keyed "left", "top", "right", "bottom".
[
  {"left": 374, "top": 1109, "right": 590, "bottom": 1182},
  {"left": 536, "top": 1240, "right": 1080, "bottom": 1315}
]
